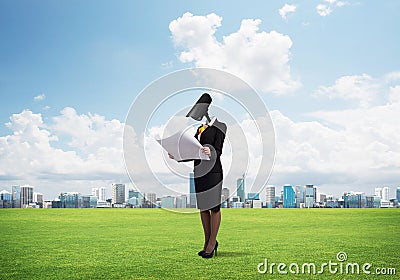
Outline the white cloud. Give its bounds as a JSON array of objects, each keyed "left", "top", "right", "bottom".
[
  {"left": 316, "top": 0, "right": 349, "bottom": 16},
  {"left": 279, "top": 4, "right": 297, "bottom": 20},
  {"left": 0, "top": 108, "right": 128, "bottom": 198},
  {"left": 316, "top": 4, "right": 332, "bottom": 16},
  {"left": 169, "top": 12, "right": 301, "bottom": 94},
  {"left": 34, "top": 94, "right": 46, "bottom": 101},
  {"left": 313, "top": 74, "right": 381, "bottom": 107}
]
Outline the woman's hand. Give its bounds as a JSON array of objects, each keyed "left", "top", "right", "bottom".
[
  {"left": 168, "top": 153, "right": 174, "bottom": 159},
  {"left": 201, "top": 146, "right": 211, "bottom": 156}
]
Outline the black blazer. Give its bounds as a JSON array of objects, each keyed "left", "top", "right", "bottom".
[{"left": 194, "top": 119, "right": 227, "bottom": 174}]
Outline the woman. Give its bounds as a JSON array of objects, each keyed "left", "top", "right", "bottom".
[{"left": 170, "top": 93, "right": 227, "bottom": 259}]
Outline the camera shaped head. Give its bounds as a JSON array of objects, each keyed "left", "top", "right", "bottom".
[{"left": 186, "top": 93, "right": 212, "bottom": 122}]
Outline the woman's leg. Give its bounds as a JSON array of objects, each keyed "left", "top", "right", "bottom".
[
  {"left": 200, "top": 210, "right": 211, "bottom": 250},
  {"left": 205, "top": 209, "right": 221, "bottom": 253}
]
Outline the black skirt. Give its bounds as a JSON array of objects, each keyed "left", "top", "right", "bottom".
[{"left": 194, "top": 172, "right": 222, "bottom": 211}]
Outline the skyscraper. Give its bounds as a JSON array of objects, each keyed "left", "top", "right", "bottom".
[
  {"left": 146, "top": 193, "right": 157, "bottom": 207},
  {"left": 176, "top": 195, "right": 187, "bottom": 208},
  {"left": 397, "top": 187, "right": 400, "bottom": 203},
  {"left": 98, "top": 187, "right": 106, "bottom": 202},
  {"left": 236, "top": 176, "right": 245, "bottom": 203},
  {"left": 21, "top": 185, "right": 34, "bottom": 207},
  {"left": 295, "top": 185, "right": 304, "bottom": 208},
  {"left": 161, "top": 196, "right": 175, "bottom": 208},
  {"left": 374, "top": 187, "right": 382, "bottom": 197},
  {"left": 92, "top": 188, "right": 99, "bottom": 198},
  {"left": 305, "top": 184, "right": 315, "bottom": 208},
  {"left": 265, "top": 186, "right": 275, "bottom": 208},
  {"left": 12, "top": 185, "right": 21, "bottom": 208},
  {"left": 189, "top": 172, "right": 196, "bottom": 208},
  {"left": 381, "top": 187, "right": 389, "bottom": 201},
  {"left": 221, "top": 187, "right": 230, "bottom": 207},
  {"left": 112, "top": 184, "right": 125, "bottom": 205},
  {"left": 283, "top": 185, "right": 295, "bottom": 208}
]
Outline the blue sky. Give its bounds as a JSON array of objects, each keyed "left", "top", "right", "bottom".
[{"left": 1, "top": 0, "right": 399, "bottom": 199}]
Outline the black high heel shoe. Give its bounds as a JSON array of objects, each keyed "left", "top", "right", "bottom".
[
  {"left": 197, "top": 250, "right": 205, "bottom": 256},
  {"left": 202, "top": 241, "right": 218, "bottom": 258}
]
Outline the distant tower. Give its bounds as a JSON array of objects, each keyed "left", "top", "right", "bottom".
[
  {"left": 381, "top": 187, "right": 389, "bottom": 201},
  {"left": 112, "top": 184, "right": 125, "bottom": 204},
  {"left": 265, "top": 186, "right": 276, "bottom": 208},
  {"left": 20, "top": 185, "right": 34, "bottom": 207},
  {"left": 12, "top": 186, "right": 21, "bottom": 208},
  {"left": 283, "top": 184, "right": 295, "bottom": 208},
  {"left": 236, "top": 175, "right": 245, "bottom": 203},
  {"left": 222, "top": 187, "right": 230, "bottom": 207},
  {"left": 397, "top": 187, "right": 400, "bottom": 203},
  {"left": 189, "top": 172, "right": 196, "bottom": 208},
  {"left": 305, "top": 184, "right": 315, "bottom": 208},
  {"left": 98, "top": 187, "right": 106, "bottom": 202}
]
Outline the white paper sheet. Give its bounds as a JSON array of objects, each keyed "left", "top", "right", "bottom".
[{"left": 156, "top": 129, "right": 210, "bottom": 161}]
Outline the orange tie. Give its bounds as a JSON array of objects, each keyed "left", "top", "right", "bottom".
[{"left": 198, "top": 124, "right": 208, "bottom": 135}]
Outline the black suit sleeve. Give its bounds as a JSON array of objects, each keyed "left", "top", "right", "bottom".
[{"left": 213, "top": 123, "right": 227, "bottom": 157}]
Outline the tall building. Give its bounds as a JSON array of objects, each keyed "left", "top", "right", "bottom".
[
  {"left": 161, "top": 196, "right": 175, "bottom": 208},
  {"left": 381, "top": 187, "right": 389, "bottom": 201},
  {"left": 176, "top": 195, "right": 187, "bottom": 208},
  {"left": 189, "top": 172, "right": 196, "bottom": 208},
  {"left": 146, "top": 192, "right": 157, "bottom": 207},
  {"left": 98, "top": 187, "right": 106, "bottom": 202},
  {"left": 305, "top": 184, "right": 315, "bottom": 208},
  {"left": 112, "top": 184, "right": 125, "bottom": 205},
  {"left": 21, "top": 185, "right": 34, "bottom": 207},
  {"left": 33, "top": 192, "right": 43, "bottom": 207},
  {"left": 0, "top": 190, "right": 12, "bottom": 208},
  {"left": 59, "top": 192, "right": 83, "bottom": 208},
  {"left": 283, "top": 185, "right": 295, "bottom": 208},
  {"left": 12, "top": 185, "right": 21, "bottom": 208},
  {"left": 295, "top": 185, "right": 304, "bottom": 208},
  {"left": 92, "top": 188, "right": 99, "bottom": 198},
  {"left": 397, "top": 187, "right": 400, "bottom": 204},
  {"left": 221, "top": 187, "right": 230, "bottom": 206},
  {"left": 265, "top": 186, "right": 275, "bottom": 208},
  {"left": 236, "top": 176, "right": 245, "bottom": 203},
  {"left": 374, "top": 187, "right": 382, "bottom": 197}
]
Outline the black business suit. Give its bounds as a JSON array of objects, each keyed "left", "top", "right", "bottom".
[{"left": 193, "top": 119, "right": 227, "bottom": 211}]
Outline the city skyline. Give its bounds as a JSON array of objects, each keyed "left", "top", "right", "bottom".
[
  {"left": 1, "top": 180, "right": 399, "bottom": 207},
  {"left": 0, "top": 1, "right": 399, "bottom": 199}
]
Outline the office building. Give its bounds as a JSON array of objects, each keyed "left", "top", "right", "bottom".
[
  {"left": 374, "top": 187, "right": 382, "bottom": 197},
  {"left": 59, "top": 192, "right": 83, "bottom": 208},
  {"left": 33, "top": 192, "right": 43, "bottom": 207},
  {"left": 247, "top": 192, "right": 260, "bottom": 200},
  {"left": 112, "top": 184, "right": 125, "bottom": 205},
  {"left": 92, "top": 188, "right": 99, "bottom": 198},
  {"left": 252, "top": 200, "right": 262, "bottom": 208},
  {"left": 21, "top": 185, "right": 34, "bottom": 208},
  {"left": 128, "top": 189, "right": 144, "bottom": 205},
  {"left": 146, "top": 192, "right": 157, "bottom": 207},
  {"left": 161, "top": 196, "right": 175, "bottom": 208},
  {"left": 176, "top": 195, "right": 187, "bottom": 208},
  {"left": 283, "top": 185, "right": 295, "bottom": 208},
  {"left": 236, "top": 176, "right": 245, "bottom": 203},
  {"left": 189, "top": 172, "right": 196, "bottom": 208},
  {"left": 221, "top": 187, "right": 230, "bottom": 207},
  {"left": 0, "top": 190, "right": 12, "bottom": 208},
  {"left": 12, "top": 185, "right": 21, "bottom": 208},
  {"left": 381, "top": 187, "right": 389, "bottom": 201},
  {"left": 305, "top": 185, "right": 315, "bottom": 208},
  {"left": 366, "top": 196, "right": 381, "bottom": 208},
  {"left": 98, "top": 187, "right": 106, "bottom": 202},
  {"left": 295, "top": 185, "right": 304, "bottom": 208},
  {"left": 265, "top": 186, "right": 275, "bottom": 208},
  {"left": 397, "top": 187, "right": 400, "bottom": 204}
]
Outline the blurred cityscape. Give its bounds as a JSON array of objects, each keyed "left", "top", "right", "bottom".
[{"left": 1, "top": 173, "right": 399, "bottom": 209}]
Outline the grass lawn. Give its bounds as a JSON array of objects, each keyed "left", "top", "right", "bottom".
[{"left": 0, "top": 208, "right": 399, "bottom": 279}]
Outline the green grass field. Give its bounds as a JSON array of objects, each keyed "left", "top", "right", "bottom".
[{"left": 0, "top": 208, "right": 399, "bottom": 279}]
